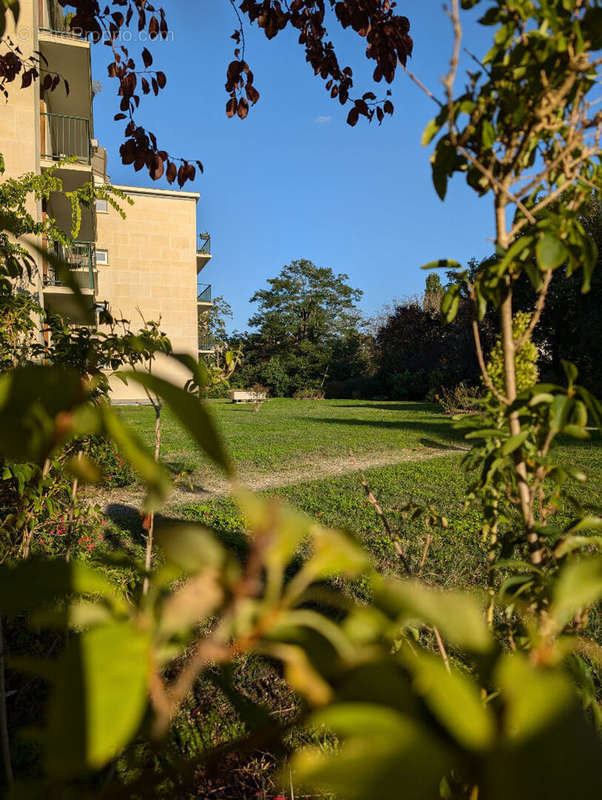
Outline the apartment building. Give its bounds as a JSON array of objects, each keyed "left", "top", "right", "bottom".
[{"left": 1, "top": 0, "right": 214, "bottom": 401}]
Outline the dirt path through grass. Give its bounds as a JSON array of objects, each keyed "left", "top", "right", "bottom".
[{"left": 93, "top": 445, "right": 466, "bottom": 512}]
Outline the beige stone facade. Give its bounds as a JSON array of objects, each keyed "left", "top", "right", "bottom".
[
  {"left": 1, "top": 1, "right": 212, "bottom": 402},
  {"left": 96, "top": 186, "right": 203, "bottom": 401}
]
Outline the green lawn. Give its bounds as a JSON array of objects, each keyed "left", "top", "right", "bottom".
[
  {"left": 118, "top": 398, "right": 464, "bottom": 485},
  {"left": 178, "top": 439, "right": 601, "bottom": 592},
  {"left": 112, "top": 398, "right": 602, "bottom": 593}
]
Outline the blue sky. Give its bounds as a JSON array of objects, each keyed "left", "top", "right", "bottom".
[{"left": 91, "top": 2, "right": 496, "bottom": 332}]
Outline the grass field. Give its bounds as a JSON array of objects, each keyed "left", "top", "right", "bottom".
[
  {"left": 118, "top": 398, "right": 465, "bottom": 486},
  {"left": 114, "top": 399, "right": 601, "bottom": 592}
]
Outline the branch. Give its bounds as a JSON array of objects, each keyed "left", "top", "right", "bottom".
[
  {"left": 514, "top": 272, "right": 552, "bottom": 352},
  {"left": 433, "top": 625, "right": 451, "bottom": 673},
  {"left": 358, "top": 469, "right": 412, "bottom": 575},
  {"left": 457, "top": 145, "right": 537, "bottom": 225},
  {"left": 442, "top": 0, "right": 462, "bottom": 117},
  {"left": 402, "top": 65, "right": 443, "bottom": 107}
]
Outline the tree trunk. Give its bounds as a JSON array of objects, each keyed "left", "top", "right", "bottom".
[{"left": 496, "top": 199, "right": 541, "bottom": 565}]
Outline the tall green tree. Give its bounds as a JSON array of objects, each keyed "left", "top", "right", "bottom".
[
  {"left": 243, "top": 259, "right": 364, "bottom": 394},
  {"left": 249, "top": 259, "right": 362, "bottom": 347}
]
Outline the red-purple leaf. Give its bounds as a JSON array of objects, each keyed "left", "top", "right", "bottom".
[
  {"left": 156, "top": 71, "right": 166, "bottom": 89},
  {"left": 246, "top": 84, "right": 260, "bottom": 104},
  {"left": 347, "top": 106, "right": 359, "bottom": 126},
  {"left": 237, "top": 97, "right": 249, "bottom": 119},
  {"left": 166, "top": 161, "right": 177, "bottom": 184},
  {"left": 226, "top": 97, "right": 237, "bottom": 118},
  {"left": 142, "top": 48, "right": 153, "bottom": 68},
  {"left": 150, "top": 154, "right": 164, "bottom": 181}
]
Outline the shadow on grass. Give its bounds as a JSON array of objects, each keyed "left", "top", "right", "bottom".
[
  {"left": 419, "top": 437, "right": 467, "bottom": 451},
  {"left": 105, "top": 503, "right": 142, "bottom": 537},
  {"left": 331, "top": 402, "right": 439, "bottom": 413},
  {"left": 299, "top": 416, "right": 462, "bottom": 443}
]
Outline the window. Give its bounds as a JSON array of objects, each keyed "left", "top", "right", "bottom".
[
  {"left": 95, "top": 249, "right": 108, "bottom": 266},
  {"left": 95, "top": 198, "right": 108, "bottom": 213}
]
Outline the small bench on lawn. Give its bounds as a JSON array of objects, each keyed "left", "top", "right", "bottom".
[{"left": 231, "top": 389, "right": 268, "bottom": 403}]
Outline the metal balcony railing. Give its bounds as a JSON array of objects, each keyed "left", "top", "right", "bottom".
[
  {"left": 41, "top": 0, "right": 82, "bottom": 37},
  {"left": 41, "top": 112, "right": 91, "bottom": 164},
  {"left": 44, "top": 241, "right": 95, "bottom": 291},
  {"left": 198, "top": 334, "right": 214, "bottom": 352},
  {"left": 198, "top": 233, "right": 211, "bottom": 255},
  {"left": 197, "top": 283, "right": 212, "bottom": 303}
]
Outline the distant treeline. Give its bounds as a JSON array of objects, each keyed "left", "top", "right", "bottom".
[{"left": 208, "top": 212, "right": 602, "bottom": 400}]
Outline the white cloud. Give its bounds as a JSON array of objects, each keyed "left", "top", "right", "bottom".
[{"left": 314, "top": 115, "right": 332, "bottom": 125}]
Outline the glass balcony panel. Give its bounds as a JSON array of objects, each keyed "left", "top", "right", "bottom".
[{"left": 197, "top": 283, "right": 212, "bottom": 303}]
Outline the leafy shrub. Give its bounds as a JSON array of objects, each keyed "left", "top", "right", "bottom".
[
  {"left": 206, "top": 381, "right": 232, "bottom": 399},
  {"left": 293, "top": 387, "right": 325, "bottom": 400},
  {"left": 258, "top": 357, "right": 290, "bottom": 397},
  {"left": 86, "top": 436, "right": 136, "bottom": 487},
  {"left": 486, "top": 311, "right": 539, "bottom": 395},
  {"left": 249, "top": 382, "right": 269, "bottom": 397},
  {"left": 436, "top": 383, "right": 481, "bottom": 415},
  {"left": 386, "top": 369, "right": 430, "bottom": 400},
  {"left": 35, "top": 504, "right": 107, "bottom": 559}
]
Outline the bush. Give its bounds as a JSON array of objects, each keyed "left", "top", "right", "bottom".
[
  {"left": 293, "top": 387, "right": 325, "bottom": 400},
  {"left": 435, "top": 383, "right": 481, "bottom": 415},
  {"left": 259, "top": 357, "right": 290, "bottom": 397},
  {"left": 86, "top": 436, "right": 136, "bottom": 487},
  {"left": 487, "top": 310, "right": 539, "bottom": 395},
  {"left": 386, "top": 369, "right": 430, "bottom": 400},
  {"left": 206, "top": 381, "right": 232, "bottom": 399},
  {"left": 249, "top": 382, "right": 269, "bottom": 397}
]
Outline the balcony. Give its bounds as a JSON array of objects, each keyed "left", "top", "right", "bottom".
[
  {"left": 196, "top": 232, "right": 212, "bottom": 273},
  {"left": 40, "top": 1, "right": 86, "bottom": 38},
  {"left": 197, "top": 283, "right": 212, "bottom": 305},
  {"left": 41, "top": 112, "right": 91, "bottom": 166},
  {"left": 198, "top": 334, "right": 215, "bottom": 354},
  {"left": 38, "top": 3, "right": 92, "bottom": 123},
  {"left": 43, "top": 241, "right": 97, "bottom": 322}
]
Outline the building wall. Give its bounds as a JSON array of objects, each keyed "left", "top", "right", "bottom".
[
  {"left": 96, "top": 186, "right": 200, "bottom": 401},
  {"left": 0, "top": 0, "right": 39, "bottom": 180},
  {"left": 1, "top": 2, "right": 206, "bottom": 402}
]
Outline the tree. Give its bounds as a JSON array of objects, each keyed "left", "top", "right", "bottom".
[
  {"left": 244, "top": 259, "right": 364, "bottom": 393},
  {"left": 0, "top": 1, "right": 413, "bottom": 186},
  {"left": 199, "top": 295, "right": 233, "bottom": 348},
  {"left": 423, "top": 272, "right": 444, "bottom": 314},
  {"left": 535, "top": 200, "right": 602, "bottom": 393},
  {"left": 375, "top": 281, "right": 496, "bottom": 399}
]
